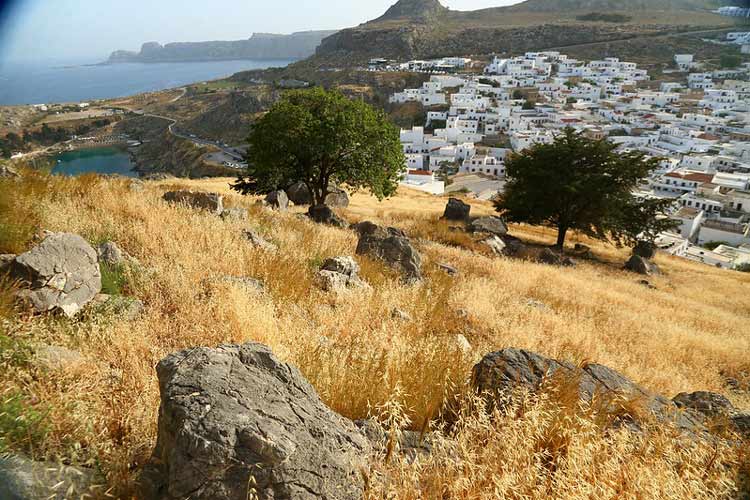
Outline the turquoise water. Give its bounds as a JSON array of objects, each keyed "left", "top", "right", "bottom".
[{"left": 51, "top": 147, "right": 138, "bottom": 177}]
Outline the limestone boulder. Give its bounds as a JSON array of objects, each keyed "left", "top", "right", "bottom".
[
  {"left": 672, "top": 391, "right": 734, "bottom": 417},
  {"left": 0, "top": 454, "right": 103, "bottom": 500},
  {"left": 354, "top": 221, "right": 422, "bottom": 282},
  {"left": 443, "top": 198, "right": 471, "bottom": 221},
  {"left": 469, "top": 216, "right": 508, "bottom": 236},
  {"left": 163, "top": 190, "right": 223, "bottom": 215},
  {"left": 316, "top": 256, "right": 367, "bottom": 292},
  {"left": 625, "top": 255, "right": 660, "bottom": 276},
  {"left": 265, "top": 190, "right": 289, "bottom": 211},
  {"left": 472, "top": 348, "right": 704, "bottom": 433},
  {"left": 11, "top": 233, "right": 101, "bottom": 317},
  {"left": 308, "top": 205, "right": 347, "bottom": 228},
  {"left": 139, "top": 343, "right": 369, "bottom": 500}
]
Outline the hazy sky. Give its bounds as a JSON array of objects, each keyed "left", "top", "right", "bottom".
[{"left": 0, "top": 0, "right": 523, "bottom": 64}]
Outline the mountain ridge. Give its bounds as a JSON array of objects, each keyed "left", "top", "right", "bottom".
[{"left": 107, "top": 31, "right": 337, "bottom": 64}]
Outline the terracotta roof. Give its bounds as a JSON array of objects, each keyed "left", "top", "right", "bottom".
[
  {"left": 665, "top": 172, "right": 714, "bottom": 183},
  {"left": 408, "top": 170, "right": 432, "bottom": 176}
]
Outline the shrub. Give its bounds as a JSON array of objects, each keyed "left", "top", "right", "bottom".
[{"left": 0, "top": 390, "right": 49, "bottom": 454}]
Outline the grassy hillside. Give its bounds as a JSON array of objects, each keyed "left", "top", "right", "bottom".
[{"left": 1, "top": 172, "right": 748, "bottom": 497}]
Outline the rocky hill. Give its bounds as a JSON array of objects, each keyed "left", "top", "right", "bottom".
[
  {"left": 314, "top": 0, "right": 740, "bottom": 63},
  {"left": 1, "top": 173, "right": 748, "bottom": 498},
  {"left": 107, "top": 31, "right": 337, "bottom": 63}
]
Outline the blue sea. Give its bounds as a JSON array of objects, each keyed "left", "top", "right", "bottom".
[{"left": 0, "top": 58, "right": 294, "bottom": 105}]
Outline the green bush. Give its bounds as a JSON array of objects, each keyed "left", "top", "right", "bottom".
[
  {"left": 0, "top": 391, "right": 49, "bottom": 454},
  {"left": 735, "top": 263, "right": 750, "bottom": 273},
  {"left": 100, "top": 263, "right": 127, "bottom": 296},
  {"left": 704, "top": 241, "right": 730, "bottom": 251}
]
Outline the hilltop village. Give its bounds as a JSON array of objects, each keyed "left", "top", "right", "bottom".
[{"left": 381, "top": 35, "right": 750, "bottom": 271}]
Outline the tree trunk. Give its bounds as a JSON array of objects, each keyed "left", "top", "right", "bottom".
[{"left": 555, "top": 226, "right": 568, "bottom": 250}]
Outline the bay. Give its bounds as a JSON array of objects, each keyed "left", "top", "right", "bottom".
[
  {"left": 0, "top": 59, "right": 293, "bottom": 105},
  {"left": 51, "top": 146, "right": 138, "bottom": 178}
]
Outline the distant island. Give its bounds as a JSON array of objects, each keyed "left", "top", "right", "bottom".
[{"left": 106, "top": 31, "right": 337, "bottom": 63}]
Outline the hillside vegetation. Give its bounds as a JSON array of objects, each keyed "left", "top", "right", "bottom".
[{"left": 1, "top": 172, "right": 749, "bottom": 497}]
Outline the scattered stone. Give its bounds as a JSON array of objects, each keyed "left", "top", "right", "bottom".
[
  {"left": 128, "top": 179, "right": 145, "bottom": 192},
  {"left": 285, "top": 182, "right": 350, "bottom": 207},
  {"left": 672, "top": 391, "right": 735, "bottom": 417},
  {"left": 355, "top": 419, "right": 432, "bottom": 462},
  {"left": 0, "top": 455, "right": 103, "bottom": 500},
  {"left": 472, "top": 348, "right": 704, "bottom": 433},
  {"left": 625, "top": 255, "right": 660, "bottom": 276},
  {"left": 632, "top": 240, "right": 657, "bottom": 260},
  {"left": 438, "top": 263, "right": 458, "bottom": 276},
  {"left": 443, "top": 197, "right": 471, "bottom": 221},
  {"left": 139, "top": 343, "right": 369, "bottom": 500},
  {"left": 325, "top": 187, "right": 350, "bottom": 208},
  {"left": 526, "top": 299, "right": 549, "bottom": 310},
  {"left": 36, "top": 345, "right": 85, "bottom": 371},
  {"left": 538, "top": 248, "right": 576, "bottom": 267},
  {"left": 162, "top": 190, "right": 223, "bottom": 215},
  {"left": 355, "top": 221, "right": 422, "bottom": 282},
  {"left": 469, "top": 216, "right": 508, "bottom": 236},
  {"left": 500, "top": 235, "right": 526, "bottom": 257},
  {"left": 308, "top": 204, "right": 347, "bottom": 228},
  {"left": 213, "top": 276, "right": 264, "bottom": 293},
  {"left": 480, "top": 235, "right": 507, "bottom": 256},
  {"left": 10, "top": 233, "right": 101, "bottom": 317},
  {"left": 0, "top": 254, "right": 16, "bottom": 274},
  {"left": 454, "top": 334, "right": 472, "bottom": 355},
  {"left": 391, "top": 308, "right": 412, "bottom": 321},
  {"left": 242, "top": 229, "right": 277, "bottom": 251},
  {"left": 316, "top": 256, "right": 367, "bottom": 291},
  {"left": 265, "top": 190, "right": 289, "bottom": 211},
  {"left": 638, "top": 279, "right": 657, "bottom": 290},
  {"left": 0, "top": 163, "right": 20, "bottom": 178},
  {"left": 98, "top": 241, "right": 128, "bottom": 267},
  {"left": 220, "top": 207, "right": 249, "bottom": 221},
  {"left": 285, "top": 181, "right": 312, "bottom": 205},
  {"left": 141, "top": 173, "right": 175, "bottom": 181}
]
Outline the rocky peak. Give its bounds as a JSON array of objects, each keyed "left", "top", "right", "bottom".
[{"left": 375, "top": 0, "right": 448, "bottom": 22}]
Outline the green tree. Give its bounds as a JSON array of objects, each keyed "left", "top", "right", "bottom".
[
  {"left": 512, "top": 89, "right": 525, "bottom": 100},
  {"left": 719, "top": 54, "right": 741, "bottom": 69},
  {"left": 232, "top": 88, "right": 404, "bottom": 206},
  {"left": 494, "top": 128, "right": 675, "bottom": 249},
  {"left": 522, "top": 100, "right": 535, "bottom": 110}
]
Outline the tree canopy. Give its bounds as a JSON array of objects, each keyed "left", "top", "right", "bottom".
[
  {"left": 494, "top": 128, "right": 675, "bottom": 248},
  {"left": 232, "top": 87, "right": 405, "bottom": 206}
]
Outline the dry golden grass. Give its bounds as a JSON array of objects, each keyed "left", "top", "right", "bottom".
[{"left": 1, "top": 174, "right": 748, "bottom": 498}]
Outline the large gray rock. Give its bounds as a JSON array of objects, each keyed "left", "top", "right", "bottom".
[
  {"left": 538, "top": 248, "right": 576, "bottom": 267},
  {"left": 163, "top": 190, "right": 223, "bottom": 215},
  {"left": 443, "top": 198, "right": 471, "bottom": 221},
  {"left": 285, "top": 182, "right": 350, "bottom": 208},
  {"left": 625, "top": 255, "right": 660, "bottom": 276},
  {"left": 11, "top": 233, "right": 101, "bottom": 317},
  {"left": 308, "top": 205, "right": 347, "bottom": 228},
  {"left": 98, "top": 241, "right": 128, "bottom": 267},
  {"left": 316, "top": 256, "right": 367, "bottom": 291},
  {"left": 243, "top": 229, "right": 277, "bottom": 252},
  {"left": 0, "top": 454, "right": 103, "bottom": 500},
  {"left": 472, "top": 348, "right": 704, "bottom": 433},
  {"left": 469, "top": 216, "right": 508, "bottom": 236},
  {"left": 672, "top": 391, "right": 735, "bottom": 417},
  {"left": 265, "top": 190, "right": 289, "bottom": 211},
  {"left": 354, "top": 221, "right": 422, "bottom": 282},
  {"left": 139, "top": 343, "right": 369, "bottom": 500}
]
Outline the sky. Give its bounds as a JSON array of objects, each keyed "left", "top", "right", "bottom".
[{"left": 0, "top": 0, "right": 523, "bottom": 64}]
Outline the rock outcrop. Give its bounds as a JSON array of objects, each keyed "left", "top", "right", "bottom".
[
  {"left": 265, "top": 190, "right": 289, "bottom": 211},
  {"left": 285, "top": 182, "right": 350, "bottom": 207},
  {"left": 316, "top": 256, "right": 367, "bottom": 291},
  {"left": 354, "top": 221, "right": 422, "bottom": 281},
  {"left": 10, "top": 233, "right": 101, "bottom": 317},
  {"left": 0, "top": 454, "right": 102, "bottom": 500},
  {"left": 625, "top": 255, "right": 660, "bottom": 276},
  {"left": 472, "top": 348, "right": 704, "bottom": 433},
  {"left": 443, "top": 198, "right": 471, "bottom": 221},
  {"left": 308, "top": 205, "right": 347, "bottom": 227},
  {"left": 469, "top": 216, "right": 508, "bottom": 236},
  {"left": 163, "top": 190, "right": 224, "bottom": 215},
  {"left": 538, "top": 248, "right": 576, "bottom": 267},
  {"left": 139, "top": 343, "right": 369, "bottom": 500}
]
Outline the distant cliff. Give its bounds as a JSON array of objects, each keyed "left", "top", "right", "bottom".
[{"left": 107, "top": 31, "right": 337, "bottom": 63}]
